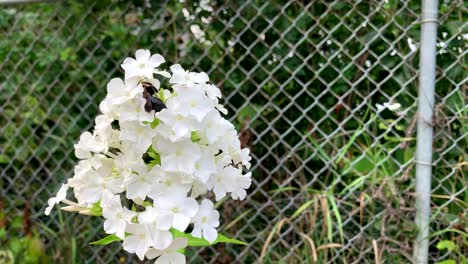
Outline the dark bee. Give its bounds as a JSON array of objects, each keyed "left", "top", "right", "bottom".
[{"left": 142, "top": 82, "right": 166, "bottom": 113}]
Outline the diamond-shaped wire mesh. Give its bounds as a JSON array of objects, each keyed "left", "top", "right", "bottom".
[{"left": 0, "top": 0, "right": 466, "bottom": 263}]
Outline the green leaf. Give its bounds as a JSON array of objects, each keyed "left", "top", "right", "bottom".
[
  {"left": 215, "top": 234, "right": 247, "bottom": 245},
  {"left": 150, "top": 118, "right": 160, "bottom": 129},
  {"left": 89, "top": 234, "right": 122, "bottom": 245},
  {"left": 290, "top": 200, "right": 314, "bottom": 220},
  {"left": 436, "top": 260, "right": 456, "bottom": 264},
  {"left": 171, "top": 229, "right": 247, "bottom": 246},
  {"left": 158, "top": 89, "right": 166, "bottom": 103},
  {"left": 191, "top": 131, "right": 201, "bottom": 143},
  {"left": 90, "top": 202, "right": 102, "bottom": 216},
  {"left": 0, "top": 227, "right": 5, "bottom": 240},
  {"left": 327, "top": 193, "right": 344, "bottom": 244},
  {"left": 352, "top": 157, "right": 374, "bottom": 174},
  {"left": 9, "top": 237, "right": 22, "bottom": 255},
  {"left": 305, "top": 134, "right": 332, "bottom": 163},
  {"left": 436, "top": 240, "right": 456, "bottom": 251},
  {"left": 0, "top": 154, "right": 8, "bottom": 164},
  {"left": 430, "top": 228, "right": 468, "bottom": 238},
  {"left": 147, "top": 146, "right": 161, "bottom": 166},
  {"left": 335, "top": 127, "right": 361, "bottom": 164}
]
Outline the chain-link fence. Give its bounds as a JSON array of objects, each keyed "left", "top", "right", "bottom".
[{"left": 0, "top": 0, "right": 466, "bottom": 263}]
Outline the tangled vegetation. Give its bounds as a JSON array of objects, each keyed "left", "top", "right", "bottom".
[{"left": 0, "top": 0, "right": 465, "bottom": 263}]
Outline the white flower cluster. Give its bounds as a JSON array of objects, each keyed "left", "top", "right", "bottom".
[{"left": 45, "top": 49, "right": 252, "bottom": 263}]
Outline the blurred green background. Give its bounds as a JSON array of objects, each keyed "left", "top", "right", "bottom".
[{"left": 0, "top": 0, "right": 466, "bottom": 263}]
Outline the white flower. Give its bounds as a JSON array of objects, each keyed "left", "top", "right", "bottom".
[
  {"left": 114, "top": 143, "right": 146, "bottom": 179},
  {"left": 407, "top": 37, "right": 418, "bottom": 52},
  {"left": 45, "top": 183, "right": 69, "bottom": 215},
  {"left": 216, "top": 103, "right": 228, "bottom": 115},
  {"left": 191, "top": 199, "right": 219, "bottom": 243},
  {"left": 166, "top": 85, "right": 213, "bottom": 122},
  {"left": 74, "top": 131, "right": 107, "bottom": 159},
  {"left": 193, "top": 148, "right": 217, "bottom": 184},
  {"left": 155, "top": 109, "right": 195, "bottom": 141},
  {"left": 146, "top": 238, "right": 187, "bottom": 264},
  {"left": 233, "top": 147, "right": 252, "bottom": 170},
  {"left": 169, "top": 64, "right": 209, "bottom": 85},
  {"left": 154, "top": 139, "right": 202, "bottom": 174},
  {"left": 125, "top": 169, "right": 155, "bottom": 201},
  {"left": 106, "top": 77, "right": 142, "bottom": 106},
  {"left": 212, "top": 166, "right": 251, "bottom": 201},
  {"left": 199, "top": 110, "right": 233, "bottom": 144},
  {"left": 203, "top": 84, "right": 221, "bottom": 101},
  {"left": 230, "top": 171, "right": 252, "bottom": 200},
  {"left": 123, "top": 223, "right": 172, "bottom": 260},
  {"left": 119, "top": 97, "right": 155, "bottom": 123},
  {"left": 138, "top": 205, "right": 172, "bottom": 231},
  {"left": 154, "top": 191, "right": 199, "bottom": 231},
  {"left": 99, "top": 97, "right": 120, "bottom": 120},
  {"left": 376, "top": 102, "right": 401, "bottom": 112},
  {"left": 102, "top": 195, "right": 136, "bottom": 239},
  {"left": 214, "top": 129, "right": 240, "bottom": 155},
  {"left": 73, "top": 159, "right": 92, "bottom": 179},
  {"left": 46, "top": 50, "right": 253, "bottom": 261},
  {"left": 121, "top": 49, "right": 165, "bottom": 80},
  {"left": 69, "top": 157, "right": 124, "bottom": 204},
  {"left": 94, "top": 115, "right": 113, "bottom": 139},
  {"left": 120, "top": 121, "right": 157, "bottom": 154},
  {"left": 147, "top": 166, "right": 192, "bottom": 199}
]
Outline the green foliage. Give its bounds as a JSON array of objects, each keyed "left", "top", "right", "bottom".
[
  {"left": 147, "top": 145, "right": 162, "bottom": 167},
  {"left": 171, "top": 229, "right": 247, "bottom": 246},
  {"left": 0, "top": 0, "right": 465, "bottom": 263},
  {"left": 89, "top": 202, "right": 103, "bottom": 216},
  {"left": 89, "top": 234, "right": 121, "bottom": 245},
  {"left": 434, "top": 233, "right": 468, "bottom": 264},
  {"left": 0, "top": 212, "right": 48, "bottom": 264},
  {"left": 436, "top": 240, "right": 456, "bottom": 251}
]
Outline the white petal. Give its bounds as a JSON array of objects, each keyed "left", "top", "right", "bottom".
[
  {"left": 153, "top": 230, "right": 173, "bottom": 250},
  {"left": 115, "top": 220, "right": 127, "bottom": 239},
  {"left": 138, "top": 207, "right": 157, "bottom": 223},
  {"left": 155, "top": 70, "right": 171, "bottom": 78},
  {"left": 200, "top": 199, "right": 213, "bottom": 210},
  {"left": 135, "top": 245, "right": 149, "bottom": 261},
  {"left": 388, "top": 103, "right": 401, "bottom": 111},
  {"left": 172, "top": 214, "right": 190, "bottom": 231},
  {"left": 376, "top": 103, "right": 385, "bottom": 111},
  {"left": 103, "top": 218, "right": 117, "bottom": 234},
  {"left": 181, "top": 198, "right": 199, "bottom": 217},
  {"left": 44, "top": 198, "right": 57, "bottom": 215},
  {"left": 155, "top": 254, "right": 171, "bottom": 264},
  {"left": 123, "top": 235, "right": 147, "bottom": 260},
  {"left": 156, "top": 214, "right": 173, "bottom": 231},
  {"left": 169, "top": 238, "right": 188, "bottom": 250},
  {"left": 191, "top": 225, "right": 202, "bottom": 238},
  {"left": 193, "top": 72, "right": 209, "bottom": 83},
  {"left": 159, "top": 252, "right": 185, "bottom": 264},
  {"left": 135, "top": 49, "right": 151, "bottom": 62},
  {"left": 233, "top": 189, "right": 247, "bottom": 200},
  {"left": 146, "top": 248, "right": 163, "bottom": 259},
  {"left": 148, "top": 54, "right": 165, "bottom": 67},
  {"left": 121, "top": 57, "right": 137, "bottom": 70},
  {"left": 203, "top": 226, "right": 218, "bottom": 243},
  {"left": 213, "top": 185, "right": 226, "bottom": 201},
  {"left": 107, "top": 78, "right": 125, "bottom": 95}
]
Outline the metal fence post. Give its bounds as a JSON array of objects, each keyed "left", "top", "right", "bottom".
[{"left": 413, "top": 0, "right": 439, "bottom": 263}]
